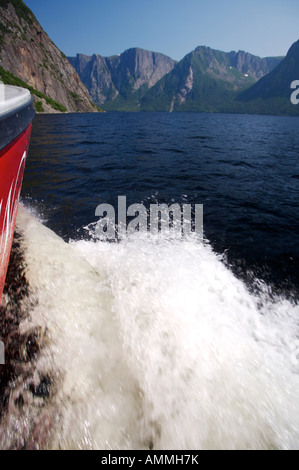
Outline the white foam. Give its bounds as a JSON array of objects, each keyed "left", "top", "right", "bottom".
[{"left": 10, "top": 205, "right": 299, "bottom": 449}]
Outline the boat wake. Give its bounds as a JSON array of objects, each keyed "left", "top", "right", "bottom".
[{"left": 0, "top": 205, "right": 299, "bottom": 450}]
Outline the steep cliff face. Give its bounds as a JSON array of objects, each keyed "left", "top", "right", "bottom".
[
  {"left": 70, "top": 44, "right": 283, "bottom": 113},
  {"left": 0, "top": 0, "right": 98, "bottom": 113},
  {"left": 69, "top": 48, "right": 177, "bottom": 110},
  {"left": 228, "top": 50, "right": 283, "bottom": 80},
  {"left": 69, "top": 53, "right": 119, "bottom": 107},
  {"left": 141, "top": 46, "right": 283, "bottom": 112}
]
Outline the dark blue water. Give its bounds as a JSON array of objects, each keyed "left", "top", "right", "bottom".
[{"left": 21, "top": 112, "right": 299, "bottom": 294}]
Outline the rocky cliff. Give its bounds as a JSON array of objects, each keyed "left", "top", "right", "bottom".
[
  {"left": 140, "top": 46, "right": 283, "bottom": 112},
  {"left": 227, "top": 50, "right": 282, "bottom": 80},
  {"left": 69, "top": 48, "right": 177, "bottom": 111},
  {"left": 0, "top": 0, "right": 98, "bottom": 113},
  {"left": 70, "top": 44, "right": 283, "bottom": 113}
]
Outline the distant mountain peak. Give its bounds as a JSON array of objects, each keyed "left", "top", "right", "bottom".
[
  {"left": 69, "top": 45, "right": 285, "bottom": 113},
  {"left": 238, "top": 38, "right": 299, "bottom": 105},
  {"left": 287, "top": 39, "right": 299, "bottom": 55},
  {"left": 140, "top": 46, "right": 285, "bottom": 113},
  {"left": 68, "top": 48, "right": 177, "bottom": 110}
]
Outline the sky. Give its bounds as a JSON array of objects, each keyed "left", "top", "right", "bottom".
[{"left": 25, "top": 0, "right": 299, "bottom": 60}]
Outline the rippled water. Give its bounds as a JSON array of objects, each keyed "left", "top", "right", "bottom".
[
  {"left": 0, "top": 111, "right": 298, "bottom": 450},
  {"left": 22, "top": 112, "right": 299, "bottom": 291}
]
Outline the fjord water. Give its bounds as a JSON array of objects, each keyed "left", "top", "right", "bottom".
[
  {"left": 22, "top": 112, "right": 299, "bottom": 291},
  {"left": 6, "top": 112, "right": 299, "bottom": 449}
]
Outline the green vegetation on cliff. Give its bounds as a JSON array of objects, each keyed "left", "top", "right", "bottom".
[
  {"left": 0, "top": 0, "right": 35, "bottom": 25},
  {"left": 70, "top": 46, "right": 286, "bottom": 114},
  {"left": 0, "top": 0, "right": 100, "bottom": 113},
  {"left": 0, "top": 65, "right": 67, "bottom": 112},
  {"left": 236, "top": 39, "right": 299, "bottom": 115}
]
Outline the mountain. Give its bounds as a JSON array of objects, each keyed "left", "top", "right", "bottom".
[
  {"left": 0, "top": 0, "right": 99, "bottom": 113},
  {"left": 140, "top": 46, "right": 283, "bottom": 112},
  {"left": 227, "top": 50, "right": 283, "bottom": 81},
  {"left": 237, "top": 39, "right": 299, "bottom": 115},
  {"left": 70, "top": 45, "right": 282, "bottom": 113},
  {"left": 68, "top": 48, "right": 177, "bottom": 111}
]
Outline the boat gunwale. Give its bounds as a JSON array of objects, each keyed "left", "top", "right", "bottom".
[{"left": 0, "top": 95, "right": 35, "bottom": 153}]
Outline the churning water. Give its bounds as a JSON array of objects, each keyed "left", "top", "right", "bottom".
[{"left": 0, "top": 112, "right": 298, "bottom": 449}]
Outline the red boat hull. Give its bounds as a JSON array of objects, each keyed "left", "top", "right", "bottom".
[{"left": 0, "top": 124, "right": 32, "bottom": 300}]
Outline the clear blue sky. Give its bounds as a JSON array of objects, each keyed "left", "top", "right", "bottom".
[{"left": 25, "top": 0, "right": 299, "bottom": 60}]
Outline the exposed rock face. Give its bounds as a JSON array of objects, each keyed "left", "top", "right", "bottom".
[
  {"left": 191, "top": 46, "right": 282, "bottom": 84},
  {"left": 228, "top": 50, "right": 283, "bottom": 80},
  {"left": 141, "top": 46, "right": 284, "bottom": 112},
  {"left": 70, "top": 44, "right": 283, "bottom": 112},
  {"left": 69, "top": 48, "right": 177, "bottom": 109},
  {"left": 69, "top": 53, "right": 119, "bottom": 106},
  {"left": 0, "top": 0, "right": 97, "bottom": 112},
  {"left": 177, "top": 66, "right": 193, "bottom": 104}
]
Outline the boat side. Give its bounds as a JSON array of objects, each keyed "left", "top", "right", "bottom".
[{"left": 0, "top": 85, "right": 35, "bottom": 301}]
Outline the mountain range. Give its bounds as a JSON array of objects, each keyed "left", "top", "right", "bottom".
[
  {"left": 0, "top": 1, "right": 298, "bottom": 116},
  {"left": 69, "top": 47, "right": 284, "bottom": 113},
  {"left": 139, "top": 47, "right": 284, "bottom": 113},
  {"left": 237, "top": 39, "right": 299, "bottom": 115},
  {"left": 68, "top": 49, "right": 176, "bottom": 111}
]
